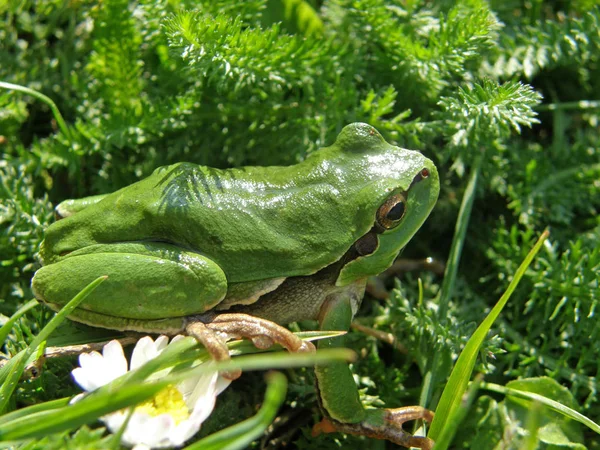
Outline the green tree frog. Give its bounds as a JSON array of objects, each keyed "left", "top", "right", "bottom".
[{"left": 32, "top": 123, "right": 439, "bottom": 449}]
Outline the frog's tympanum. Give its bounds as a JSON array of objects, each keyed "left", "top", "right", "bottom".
[{"left": 32, "top": 123, "right": 440, "bottom": 449}]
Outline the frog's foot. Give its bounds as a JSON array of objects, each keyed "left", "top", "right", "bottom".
[
  {"left": 186, "top": 313, "right": 315, "bottom": 380},
  {"left": 312, "top": 407, "right": 434, "bottom": 450}
]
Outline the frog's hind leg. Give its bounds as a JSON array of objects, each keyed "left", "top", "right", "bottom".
[{"left": 185, "top": 313, "right": 315, "bottom": 380}]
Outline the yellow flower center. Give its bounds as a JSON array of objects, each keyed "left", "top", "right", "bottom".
[{"left": 136, "top": 385, "right": 190, "bottom": 424}]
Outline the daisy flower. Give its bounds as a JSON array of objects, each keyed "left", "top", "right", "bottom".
[{"left": 71, "top": 335, "right": 231, "bottom": 449}]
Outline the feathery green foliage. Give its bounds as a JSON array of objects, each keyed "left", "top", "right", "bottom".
[{"left": 1, "top": 1, "right": 599, "bottom": 448}]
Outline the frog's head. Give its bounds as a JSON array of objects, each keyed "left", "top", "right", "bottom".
[{"left": 331, "top": 123, "right": 440, "bottom": 286}]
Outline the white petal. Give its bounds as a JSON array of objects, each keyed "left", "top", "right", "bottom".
[
  {"left": 190, "top": 392, "right": 217, "bottom": 426},
  {"left": 183, "top": 363, "right": 231, "bottom": 402},
  {"left": 171, "top": 377, "right": 223, "bottom": 445},
  {"left": 76, "top": 351, "right": 107, "bottom": 388},
  {"left": 121, "top": 412, "right": 152, "bottom": 447},
  {"left": 170, "top": 335, "right": 186, "bottom": 345},
  {"left": 149, "top": 414, "right": 178, "bottom": 447},
  {"left": 182, "top": 369, "right": 218, "bottom": 408},
  {"left": 170, "top": 415, "right": 203, "bottom": 446},
  {"left": 73, "top": 343, "right": 128, "bottom": 392},
  {"left": 119, "top": 412, "right": 152, "bottom": 446},
  {"left": 154, "top": 335, "right": 169, "bottom": 352},
  {"left": 130, "top": 336, "right": 160, "bottom": 370},
  {"left": 177, "top": 372, "right": 204, "bottom": 399},
  {"left": 123, "top": 412, "right": 176, "bottom": 448},
  {"left": 132, "top": 444, "right": 151, "bottom": 450},
  {"left": 100, "top": 340, "right": 128, "bottom": 385},
  {"left": 103, "top": 410, "right": 127, "bottom": 434},
  {"left": 131, "top": 336, "right": 175, "bottom": 380},
  {"left": 78, "top": 350, "right": 102, "bottom": 370},
  {"left": 188, "top": 374, "right": 220, "bottom": 425},
  {"left": 72, "top": 359, "right": 116, "bottom": 392},
  {"left": 102, "top": 340, "right": 128, "bottom": 376},
  {"left": 216, "top": 375, "right": 232, "bottom": 395},
  {"left": 71, "top": 367, "right": 97, "bottom": 392}
]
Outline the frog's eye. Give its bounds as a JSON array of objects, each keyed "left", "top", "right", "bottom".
[{"left": 376, "top": 193, "right": 407, "bottom": 231}]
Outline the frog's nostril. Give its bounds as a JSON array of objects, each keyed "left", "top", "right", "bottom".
[{"left": 408, "top": 168, "right": 429, "bottom": 189}]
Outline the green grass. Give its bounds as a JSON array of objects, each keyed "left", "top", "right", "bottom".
[{"left": 1, "top": 1, "right": 599, "bottom": 449}]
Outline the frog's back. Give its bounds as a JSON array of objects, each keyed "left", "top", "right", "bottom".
[{"left": 131, "top": 153, "right": 380, "bottom": 283}]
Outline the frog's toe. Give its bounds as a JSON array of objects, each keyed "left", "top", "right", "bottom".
[
  {"left": 186, "top": 321, "right": 241, "bottom": 380},
  {"left": 298, "top": 340, "right": 316, "bottom": 352},
  {"left": 251, "top": 335, "right": 274, "bottom": 349},
  {"left": 250, "top": 333, "right": 315, "bottom": 351},
  {"left": 313, "top": 407, "right": 434, "bottom": 450}
]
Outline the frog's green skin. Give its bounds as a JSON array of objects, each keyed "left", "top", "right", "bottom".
[{"left": 32, "top": 123, "right": 439, "bottom": 449}]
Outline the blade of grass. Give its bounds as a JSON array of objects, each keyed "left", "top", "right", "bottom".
[
  {"left": 109, "top": 407, "right": 135, "bottom": 450},
  {"left": 0, "top": 300, "right": 38, "bottom": 345},
  {"left": 120, "top": 332, "right": 349, "bottom": 386},
  {"left": 430, "top": 375, "right": 483, "bottom": 450},
  {"left": 536, "top": 99, "right": 600, "bottom": 112},
  {"left": 0, "top": 350, "right": 26, "bottom": 390},
  {"left": 124, "top": 334, "right": 354, "bottom": 386},
  {"left": 186, "top": 371, "right": 287, "bottom": 450},
  {"left": 419, "top": 159, "right": 481, "bottom": 409},
  {"left": 24, "top": 276, "right": 108, "bottom": 360},
  {"left": 427, "top": 229, "right": 550, "bottom": 443},
  {"left": 481, "top": 382, "right": 600, "bottom": 435},
  {"left": 0, "top": 81, "right": 73, "bottom": 144},
  {"left": 0, "top": 398, "right": 69, "bottom": 426},
  {"left": 227, "top": 330, "right": 345, "bottom": 356},
  {"left": 0, "top": 276, "right": 107, "bottom": 413},
  {"left": 438, "top": 156, "right": 482, "bottom": 317}
]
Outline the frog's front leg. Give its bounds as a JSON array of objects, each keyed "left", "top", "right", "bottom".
[
  {"left": 55, "top": 194, "right": 109, "bottom": 218},
  {"left": 186, "top": 313, "right": 315, "bottom": 380},
  {"left": 314, "top": 293, "right": 434, "bottom": 450}
]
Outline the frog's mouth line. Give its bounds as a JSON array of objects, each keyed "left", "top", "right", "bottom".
[{"left": 44, "top": 301, "right": 186, "bottom": 334}]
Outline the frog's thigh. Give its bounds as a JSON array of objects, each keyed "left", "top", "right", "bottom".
[{"left": 33, "top": 243, "right": 227, "bottom": 321}]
